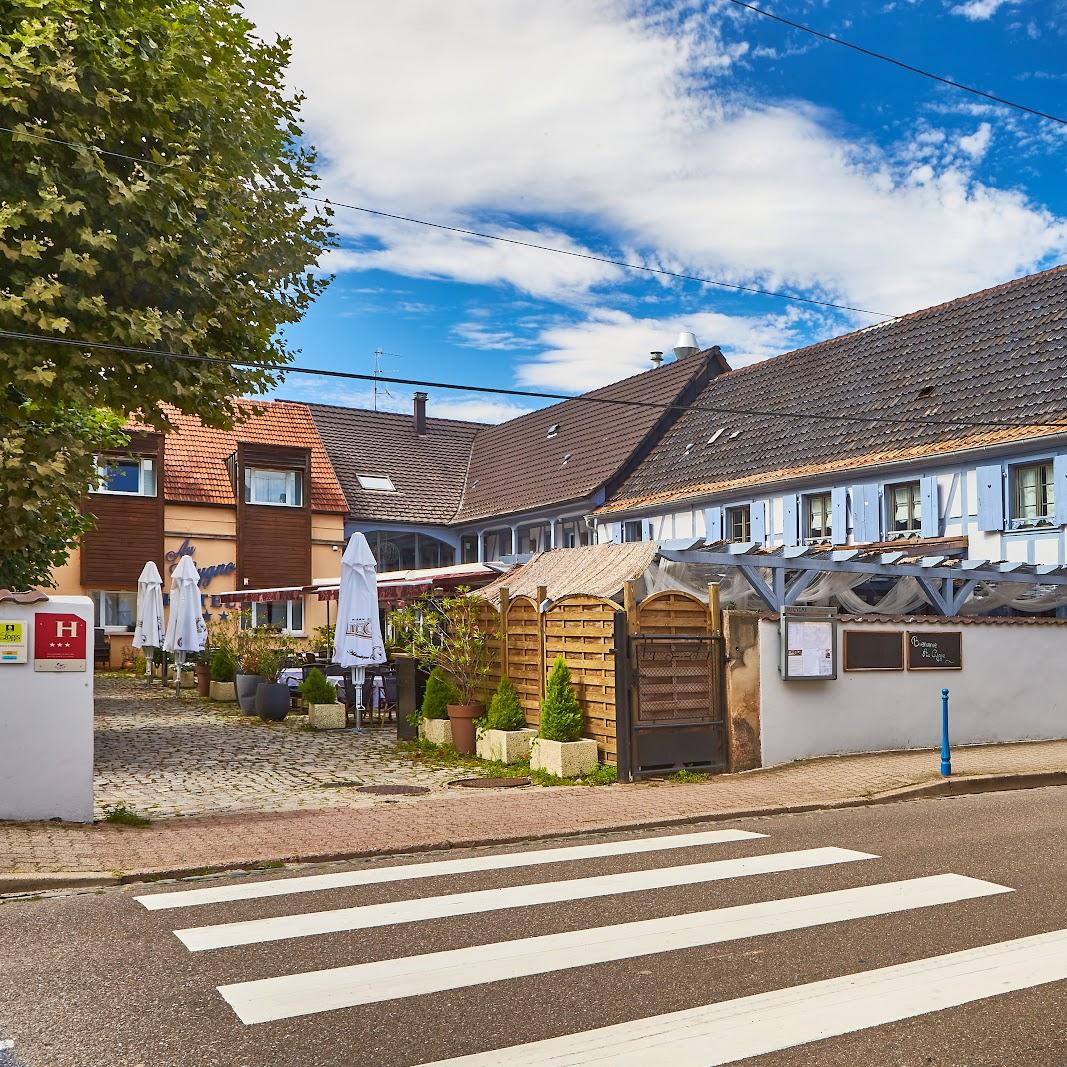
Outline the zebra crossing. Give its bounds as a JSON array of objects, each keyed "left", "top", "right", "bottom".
[{"left": 135, "top": 826, "right": 1067, "bottom": 1064}]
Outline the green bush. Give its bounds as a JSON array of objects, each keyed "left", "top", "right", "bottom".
[
  {"left": 421, "top": 667, "right": 460, "bottom": 720},
  {"left": 486, "top": 677, "right": 525, "bottom": 731},
  {"left": 538, "top": 656, "right": 584, "bottom": 742},
  {"left": 298, "top": 668, "right": 338, "bottom": 705},
  {"left": 210, "top": 646, "right": 237, "bottom": 682}
]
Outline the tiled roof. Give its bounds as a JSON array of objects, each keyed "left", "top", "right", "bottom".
[
  {"left": 307, "top": 405, "right": 483, "bottom": 524},
  {"left": 160, "top": 401, "right": 348, "bottom": 512},
  {"left": 474, "top": 541, "right": 659, "bottom": 603},
  {"left": 603, "top": 264, "right": 1067, "bottom": 514},
  {"left": 453, "top": 351, "right": 724, "bottom": 524}
]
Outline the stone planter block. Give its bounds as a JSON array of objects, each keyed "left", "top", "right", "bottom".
[
  {"left": 209, "top": 681, "right": 236, "bottom": 702},
  {"left": 168, "top": 671, "right": 195, "bottom": 689},
  {"left": 477, "top": 727, "right": 537, "bottom": 763},
  {"left": 530, "top": 737, "right": 599, "bottom": 778},
  {"left": 419, "top": 718, "right": 453, "bottom": 746},
  {"left": 308, "top": 702, "right": 347, "bottom": 730}
]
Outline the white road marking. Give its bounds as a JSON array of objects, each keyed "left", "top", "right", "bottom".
[
  {"left": 136, "top": 829, "right": 766, "bottom": 911},
  {"left": 417, "top": 927, "right": 1067, "bottom": 1065},
  {"left": 178, "top": 847, "right": 875, "bottom": 951},
  {"left": 217, "top": 873, "right": 1010, "bottom": 1024}
]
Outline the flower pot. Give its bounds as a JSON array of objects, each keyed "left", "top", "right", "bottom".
[
  {"left": 308, "top": 702, "right": 346, "bottom": 730},
  {"left": 476, "top": 727, "right": 537, "bottom": 763},
  {"left": 419, "top": 718, "right": 453, "bottom": 746},
  {"left": 195, "top": 663, "right": 212, "bottom": 697},
  {"left": 256, "top": 682, "right": 291, "bottom": 721},
  {"left": 235, "top": 673, "right": 265, "bottom": 715},
  {"left": 209, "top": 680, "right": 236, "bottom": 702},
  {"left": 530, "top": 737, "right": 599, "bottom": 778},
  {"left": 446, "top": 703, "right": 484, "bottom": 756}
]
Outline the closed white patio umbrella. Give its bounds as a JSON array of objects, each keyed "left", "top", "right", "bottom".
[
  {"left": 332, "top": 532, "right": 387, "bottom": 731},
  {"left": 132, "top": 561, "right": 165, "bottom": 682},
  {"left": 163, "top": 555, "right": 207, "bottom": 697}
]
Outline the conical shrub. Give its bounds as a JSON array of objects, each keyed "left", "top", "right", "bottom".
[
  {"left": 421, "top": 667, "right": 460, "bottom": 720},
  {"left": 486, "top": 677, "right": 525, "bottom": 731},
  {"left": 538, "top": 656, "right": 583, "bottom": 742}
]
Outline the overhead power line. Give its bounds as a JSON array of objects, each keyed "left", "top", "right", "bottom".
[
  {"left": 0, "top": 122, "right": 890, "bottom": 319},
  {"left": 726, "top": 0, "right": 1067, "bottom": 128},
  {"left": 4, "top": 326, "right": 1067, "bottom": 433}
]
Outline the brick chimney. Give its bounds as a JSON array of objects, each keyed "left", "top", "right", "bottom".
[{"left": 413, "top": 391, "right": 428, "bottom": 436}]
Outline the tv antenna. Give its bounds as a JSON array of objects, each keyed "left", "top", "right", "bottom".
[{"left": 372, "top": 348, "right": 397, "bottom": 411}]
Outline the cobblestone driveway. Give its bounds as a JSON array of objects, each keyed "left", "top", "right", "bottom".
[{"left": 93, "top": 676, "right": 465, "bottom": 820}]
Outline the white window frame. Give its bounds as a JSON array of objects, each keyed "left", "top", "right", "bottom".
[
  {"left": 93, "top": 455, "right": 156, "bottom": 497},
  {"left": 803, "top": 491, "right": 833, "bottom": 542},
  {"left": 1010, "top": 461, "right": 1055, "bottom": 527},
  {"left": 622, "top": 520, "right": 645, "bottom": 543},
  {"left": 886, "top": 480, "right": 922, "bottom": 535},
  {"left": 725, "top": 504, "right": 752, "bottom": 543},
  {"left": 90, "top": 590, "right": 138, "bottom": 633},
  {"left": 356, "top": 474, "right": 396, "bottom": 492},
  {"left": 247, "top": 599, "right": 305, "bottom": 635},
  {"left": 244, "top": 467, "right": 303, "bottom": 508}
]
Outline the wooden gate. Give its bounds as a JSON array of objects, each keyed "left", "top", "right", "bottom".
[{"left": 614, "top": 611, "right": 727, "bottom": 781}]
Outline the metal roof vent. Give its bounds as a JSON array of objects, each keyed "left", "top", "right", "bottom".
[
  {"left": 546, "top": 423, "right": 560, "bottom": 438},
  {"left": 728, "top": 429, "right": 742, "bottom": 439},
  {"left": 684, "top": 442, "right": 695, "bottom": 455},
  {"left": 561, "top": 452, "right": 572, "bottom": 466},
  {"left": 650, "top": 350, "right": 664, "bottom": 367},
  {"left": 673, "top": 330, "right": 700, "bottom": 360}
]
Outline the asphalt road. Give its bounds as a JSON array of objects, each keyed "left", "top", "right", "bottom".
[{"left": 0, "top": 787, "right": 1064, "bottom": 1067}]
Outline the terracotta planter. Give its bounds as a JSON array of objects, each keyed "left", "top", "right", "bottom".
[
  {"left": 446, "top": 703, "right": 484, "bottom": 755},
  {"left": 195, "top": 663, "right": 212, "bottom": 697},
  {"left": 235, "top": 673, "right": 264, "bottom": 715},
  {"left": 256, "top": 682, "right": 291, "bottom": 721}
]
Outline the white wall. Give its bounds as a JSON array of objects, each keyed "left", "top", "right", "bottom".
[
  {"left": 0, "top": 596, "right": 95, "bottom": 821},
  {"left": 758, "top": 616, "right": 1067, "bottom": 766}
]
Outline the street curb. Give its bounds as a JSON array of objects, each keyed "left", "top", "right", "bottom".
[{"left": 5, "top": 769, "right": 1063, "bottom": 896}]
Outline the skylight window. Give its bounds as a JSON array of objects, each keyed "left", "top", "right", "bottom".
[
  {"left": 546, "top": 423, "right": 561, "bottom": 438},
  {"left": 728, "top": 429, "right": 742, "bottom": 439},
  {"left": 707, "top": 429, "right": 724, "bottom": 446},
  {"left": 357, "top": 475, "right": 396, "bottom": 492}
]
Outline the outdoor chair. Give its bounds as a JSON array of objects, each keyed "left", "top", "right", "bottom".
[{"left": 93, "top": 628, "right": 110, "bottom": 670}]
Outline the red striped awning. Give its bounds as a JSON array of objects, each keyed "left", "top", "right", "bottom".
[{"left": 215, "top": 587, "right": 304, "bottom": 605}]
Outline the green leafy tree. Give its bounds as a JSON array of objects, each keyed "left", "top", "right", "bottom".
[
  {"left": 421, "top": 667, "right": 460, "bottom": 721},
  {"left": 0, "top": 0, "right": 334, "bottom": 588},
  {"left": 539, "top": 656, "right": 584, "bottom": 742},
  {"left": 486, "top": 677, "right": 525, "bottom": 732}
]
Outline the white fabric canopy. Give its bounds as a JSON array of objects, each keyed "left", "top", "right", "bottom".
[
  {"left": 332, "top": 533, "right": 387, "bottom": 669},
  {"left": 163, "top": 555, "right": 207, "bottom": 662},
  {"left": 132, "top": 561, "right": 165, "bottom": 651}
]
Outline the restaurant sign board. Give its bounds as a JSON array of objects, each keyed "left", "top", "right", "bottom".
[{"left": 34, "top": 612, "right": 87, "bottom": 672}]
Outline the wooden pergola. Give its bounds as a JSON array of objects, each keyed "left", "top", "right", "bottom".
[{"left": 657, "top": 538, "right": 1067, "bottom": 615}]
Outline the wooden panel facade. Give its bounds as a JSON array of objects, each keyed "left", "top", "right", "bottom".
[
  {"left": 236, "top": 443, "right": 312, "bottom": 591},
  {"left": 80, "top": 432, "right": 164, "bottom": 587}
]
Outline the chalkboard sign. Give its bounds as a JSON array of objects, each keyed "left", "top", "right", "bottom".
[
  {"left": 906, "top": 631, "right": 963, "bottom": 670},
  {"left": 842, "top": 629, "right": 904, "bottom": 671}
]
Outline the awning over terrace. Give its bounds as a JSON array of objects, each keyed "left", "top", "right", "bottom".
[
  {"left": 215, "top": 586, "right": 304, "bottom": 605},
  {"left": 654, "top": 538, "right": 1067, "bottom": 616},
  {"left": 315, "top": 562, "right": 501, "bottom": 605}
]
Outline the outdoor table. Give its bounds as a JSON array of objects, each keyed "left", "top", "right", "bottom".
[{"left": 278, "top": 668, "right": 344, "bottom": 692}]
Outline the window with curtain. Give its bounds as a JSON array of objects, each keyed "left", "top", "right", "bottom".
[
  {"left": 244, "top": 467, "right": 302, "bottom": 506},
  {"left": 1012, "top": 462, "right": 1054, "bottom": 522},
  {"left": 725, "top": 504, "right": 751, "bottom": 542},
  {"left": 804, "top": 492, "right": 833, "bottom": 540},
  {"left": 94, "top": 456, "right": 156, "bottom": 496},
  {"left": 888, "top": 481, "right": 921, "bottom": 533},
  {"left": 90, "top": 591, "right": 137, "bottom": 629}
]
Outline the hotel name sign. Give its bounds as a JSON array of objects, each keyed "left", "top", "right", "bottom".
[{"left": 165, "top": 538, "right": 236, "bottom": 588}]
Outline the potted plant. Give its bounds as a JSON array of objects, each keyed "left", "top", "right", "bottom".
[
  {"left": 408, "top": 592, "right": 495, "bottom": 755},
  {"left": 417, "top": 667, "right": 459, "bottom": 746},
  {"left": 476, "top": 677, "right": 535, "bottom": 763},
  {"left": 233, "top": 616, "right": 270, "bottom": 715},
  {"left": 255, "top": 642, "right": 293, "bottom": 721},
  {"left": 194, "top": 651, "right": 212, "bottom": 697},
  {"left": 209, "top": 646, "right": 238, "bottom": 701},
  {"left": 299, "top": 668, "right": 346, "bottom": 729},
  {"left": 530, "top": 656, "right": 598, "bottom": 777}
]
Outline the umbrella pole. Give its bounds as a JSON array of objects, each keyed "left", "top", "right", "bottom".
[
  {"left": 350, "top": 667, "right": 363, "bottom": 732},
  {"left": 175, "top": 652, "right": 182, "bottom": 698}
]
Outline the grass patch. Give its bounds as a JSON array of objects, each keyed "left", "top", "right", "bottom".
[
  {"left": 100, "top": 804, "right": 152, "bottom": 828},
  {"left": 254, "top": 860, "right": 286, "bottom": 870},
  {"left": 666, "top": 768, "right": 711, "bottom": 784}
]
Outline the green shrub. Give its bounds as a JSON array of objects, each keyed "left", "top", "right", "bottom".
[
  {"left": 210, "top": 646, "right": 237, "bottom": 682},
  {"left": 538, "top": 656, "right": 584, "bottom": 742},
  {"left": 421, "top": 667, "right": 460, "bottom": 720},
  {"left": 486, "top": 677, "right": 525, "bottom": 731},
  {"left": 298, "top": 668, "right": 338, "bottom": 705}
]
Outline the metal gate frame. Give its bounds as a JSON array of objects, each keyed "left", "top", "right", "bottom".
[{"left": 614, "top": 611, "right": 727, "bottom": 782}]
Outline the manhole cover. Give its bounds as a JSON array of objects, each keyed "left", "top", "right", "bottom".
[
  {"left": 354, "top": 784, "right": 431, "bottom": 796},
  {"left": 451, "top": 777, "right": 531, "bottom": 789}
]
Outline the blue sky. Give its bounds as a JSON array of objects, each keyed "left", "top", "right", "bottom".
[{"left": 246, "top": 0, "right": 1067, "bottom": 422}]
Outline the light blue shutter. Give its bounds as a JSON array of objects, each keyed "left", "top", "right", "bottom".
[
  {"left": 852, "top": 483, "right": 880, "bottom": 543},
  {"left": 782, "top": 495, "right": 799, "bottom": 546},
  {"left": 704, "top": 505, "right": 723, "bottom": 542},
  {"left": 920, "top": 475, "right": 939, "bottom": 538},
  {"left": 975, "top": 465, "right": 1004, "bottom": 532},
  {"left": 750, "top": 500, "right": 767, "bottom": 544},
  {"left": 1055, "top": 456, "right": 1067, "bottom": 527},
  {"left": 831, "top": 487, "right": 847, "bottom": 543},
  {"left": 610, "top": 521, "right": 622, "bottom": 543},
  {"left": 644, "top": 519, "right": 655, "bottom": 542}
]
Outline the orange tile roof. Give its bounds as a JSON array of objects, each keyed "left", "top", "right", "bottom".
[{"left": 156, "top": 400, "right": 348, "bottom": 512}]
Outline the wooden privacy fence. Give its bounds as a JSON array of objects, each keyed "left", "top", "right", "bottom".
[{"left": 473, "top": 582, "right": 723, "bottom": 765}]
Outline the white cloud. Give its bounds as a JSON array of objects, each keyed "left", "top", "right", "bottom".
[
  {"left": 516, "top": 306, "right": 830, "bottom": 393},
  {"left": 958, "top": 123, "right": 993, "bottom": 160},
  {"left": 949, "top": 0, "right": 1018, "bottom": 19},
  {"left": 249, "top": 0, "right": 1066, "bottom": 320},
  {"left": 431, "top": 396, "right": 534, "bottom": 423},
  {"left": 451, "top": 321, "right": 530, "bottom": 350}
]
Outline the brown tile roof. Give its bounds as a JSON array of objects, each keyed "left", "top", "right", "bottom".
[
  {"left": 474, "top": 541, "right": 659, "bottom": 602},
  {"left": 453, "top": 350, "right": 725, "bottom": 524},
  {"left": 160, "top": 401, "right": 348, "bottom": 512},
  {"left": 307, "top": 406, "right": 483, "bottom": 524},
  {"left": 603, "top": 264, "right": 1067, "bottom": 514}
]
